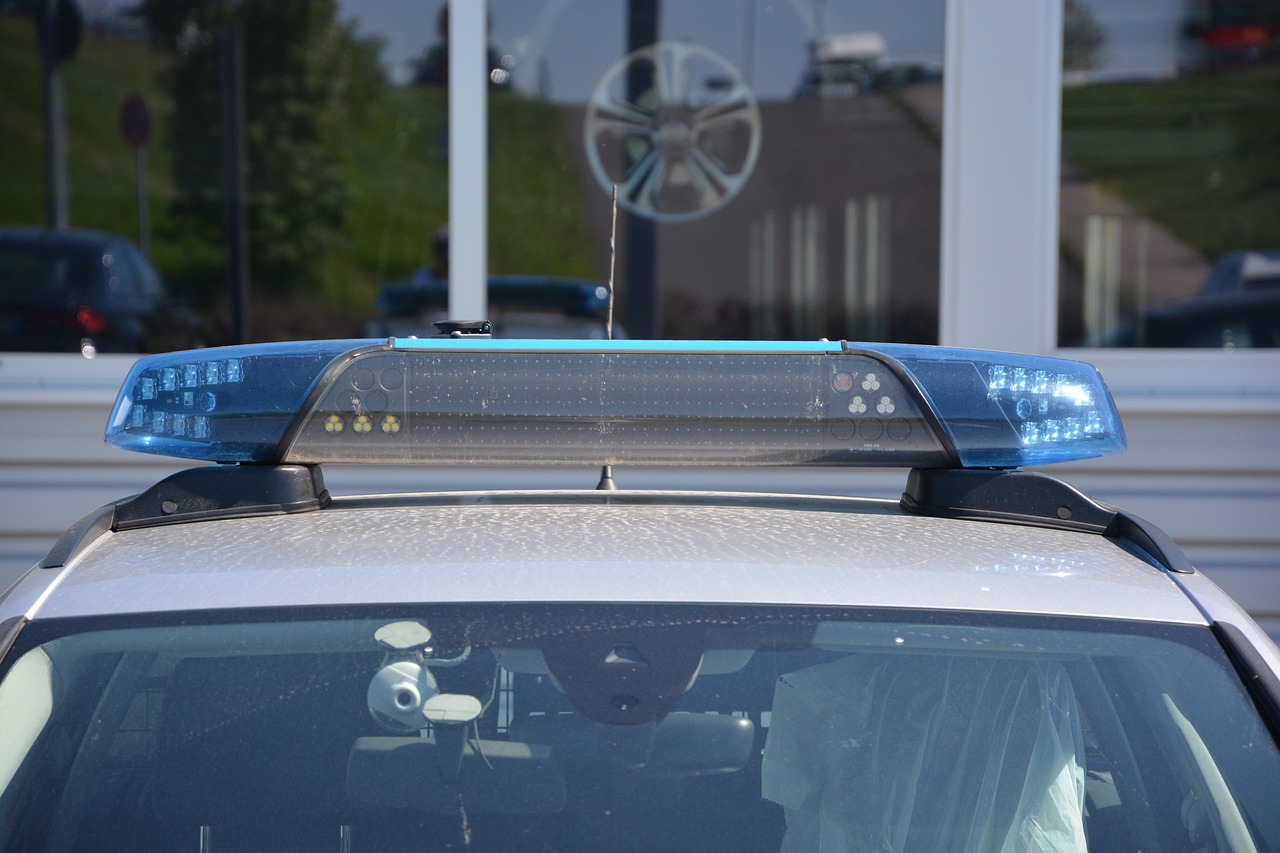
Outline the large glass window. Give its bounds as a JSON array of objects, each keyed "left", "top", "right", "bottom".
[
  {"left": 1, "top": 0, "right": 944, "bottom": 350},
  {"left": 1059, "top": 0, "right": 1280, "bottom": 348},
  {"left": 2, "top": 605, "right": 1278, "bottom": 851},
  {"left": 480, "top": 1, "right": 945, "bottom": 341}
]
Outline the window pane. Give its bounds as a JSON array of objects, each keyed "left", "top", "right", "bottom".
[
  {"left": 2, "top": 2, "right": 944, "bottom": 349},
  {"left": 480, "top": 0, "right": 945, "bottom": 341},
  {"left": 1059, "top": 0, "right": 1280, "bottom": 348}
]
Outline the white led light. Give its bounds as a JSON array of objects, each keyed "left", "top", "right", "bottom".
[
  {"left": 988, "top": 365, "right": 1010, "bottom": 392},
  {"left": 161, "top": 368, "right": 178, "bottom": 392},
  {"left": 182, "top": 364, "right": 200, "bottom": 388},
  {"left": 204, "top": 362, "right": 222, "bottom": 385},
  {"left": 171, "top": 414, "right": 188, "bottom": 437},
  {"left": 1056, "top": 382, "right": 1094, "bottom": 407},
  {"left": 225, "top": 359, "right": 244, "bottom": 382},
  {"left": 192, "top": 417, "right": 211, "bottom": 439},
  {"left": 129, "top": 405, "right": 148, "bottom": 429}
]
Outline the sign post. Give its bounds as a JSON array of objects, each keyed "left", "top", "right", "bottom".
[{"left": 119, "top": 93, "right": 153, "bottom": 256}]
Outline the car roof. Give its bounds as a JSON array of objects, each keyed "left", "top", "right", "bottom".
[
  {"left": 1241, "top": 250, "right": 1280, "bottom": 289},
  {"left": 11, "top": 490, "right": 1205, "bottom": 625},
  {"left": 0, "top": 226, "right": 120, "bottom": 250}
]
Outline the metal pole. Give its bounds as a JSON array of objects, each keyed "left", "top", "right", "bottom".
[
  {"left": 39, "top": 0, "right": 69, "bottom": 231},
  {"left": 625, "top": 0, "right": 659, "bottom": 338},
  {"left": 220, "top": 16, "right": 250, "bottom": 344},
  {"left": 135, "top": 146, "right": 150, "bottom": 257}
]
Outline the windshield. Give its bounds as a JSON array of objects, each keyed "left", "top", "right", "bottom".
[{"left": 1, "top": 605, "right": 1277, "bottom": 853}]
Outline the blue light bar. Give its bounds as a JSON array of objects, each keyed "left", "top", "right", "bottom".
[
  {"left": 860, "top": 344, "right": 1127, "bottom": 468},
  {"left": 105, "top": 339, "right": 1126, "bottom": 469},
  {"left": 105, "top": 341, "right": 365, "bottom": 462}
]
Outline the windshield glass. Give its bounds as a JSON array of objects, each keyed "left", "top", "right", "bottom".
[{"left": 1, "top": 605, "right": 1277, "bottom": 853}]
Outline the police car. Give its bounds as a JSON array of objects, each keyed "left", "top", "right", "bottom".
[{"left": 1, "top": 337, "right": 1277, "bottom": 853}]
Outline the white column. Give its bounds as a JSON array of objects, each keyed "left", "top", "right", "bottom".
[
  {"left": 940, "top": 0, "right": 1063, "bottom": 352},
  {"left": 448, "top": 0, "right": 488, "bottom": 322}
]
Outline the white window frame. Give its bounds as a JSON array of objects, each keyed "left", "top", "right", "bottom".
[{"left": 447, "top": 0, "right": 488, "bottom": 322}]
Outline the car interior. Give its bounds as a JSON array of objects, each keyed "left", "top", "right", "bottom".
[{"left": 0, "top": 609, "right": 1276, "bottom": 853}]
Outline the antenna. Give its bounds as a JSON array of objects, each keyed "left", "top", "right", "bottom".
[
  {"left": 607, "top": 183, "right": 617, "bottom": 342},
  {"left": 597, "top": 185, "right": 619, "bottom": 491}
]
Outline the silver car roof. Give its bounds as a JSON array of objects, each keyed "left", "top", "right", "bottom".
[{"left": 14, "top": 490, "right": 1206, "bottom": 625}]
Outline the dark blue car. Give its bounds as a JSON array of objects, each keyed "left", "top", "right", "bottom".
[{"left": 0, "top": 227, "right": 202, "bottom": 355}]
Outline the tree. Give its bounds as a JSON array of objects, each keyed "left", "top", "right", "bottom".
[
  {"left": 141, "top": 0, "right": 384, "bottom": 292},
  {"left": 1063, "top": 0, "right": 1105, "bottom": 72}
]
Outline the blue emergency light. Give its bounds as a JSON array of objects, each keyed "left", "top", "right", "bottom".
[{"left": 104, "top": 339, "right": 1126, "bottom": 469}]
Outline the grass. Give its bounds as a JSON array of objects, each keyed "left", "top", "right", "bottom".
[
  {"left": 1061, "top": 67, "right": 1280, "bottom": 259},
  {"left": 1, "top": 17, "right": 599, "bottom": 341},
  {"left": 0, "top": 16, "right": 175, "bottom": 244}
]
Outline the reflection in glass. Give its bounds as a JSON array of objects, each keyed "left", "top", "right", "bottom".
[
  {"left": 2, "top": 0, "right": 944, "bottom": 347},
  {"left": 1059, "top": 0, "right": 1280, "bottom": 348},
  {"left": 584, "top": 41, "right": 763, "bottom": 223},
  {"left": 484, "top": 0, "right": 945, "bottom": 341}
]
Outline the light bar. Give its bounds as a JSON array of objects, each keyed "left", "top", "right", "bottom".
[
  {"left": 104, "top": 341, "right": 365, "bottom": 462},
  {"left": 861, "top": 344, "right": 1127, "bottom": 468},
  {"left": 105, "top": 340, "right": 1126, "bottom": 469}
]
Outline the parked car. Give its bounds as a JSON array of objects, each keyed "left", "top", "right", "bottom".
[
  {"left": 1086, "top": 289, "right": 1280, "bottom": 348},
  {"left": 794, "top": 32, "right": 884, "bottom": 98},
  {"left": 0, "top": 227, "right": 202, "bottom": 355},
  {"left": 368, "top": 272, "right": 622, "bottom": 339},
  {"left": 1202, "top": 249, "right": 1280, "bottom": 296},
  {"left": 1077, "top": 250, "right": 1280, "bottom": 348},
  {"left": 1, "top": 338, "right": 1277, "bottom": 852}
]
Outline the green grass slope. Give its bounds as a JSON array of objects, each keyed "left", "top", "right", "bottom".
[
  {"left": 1, "top": 15, "right": 599, "bottom": 340},
  {"left": 1062, "top": 68, "right": 1280, "bottom": 259}
]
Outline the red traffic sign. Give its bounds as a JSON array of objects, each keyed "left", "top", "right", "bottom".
[{"left": 120, "top": 94, "right": 153, "bottom": 150}]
